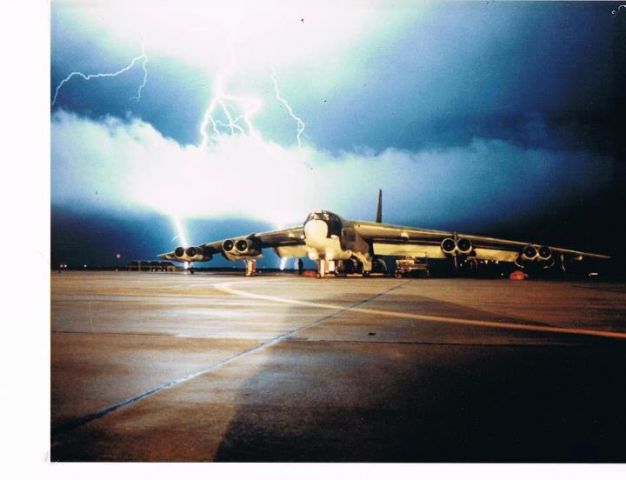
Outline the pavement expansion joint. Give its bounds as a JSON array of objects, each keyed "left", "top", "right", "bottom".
[{"left": 52, "top": 278, "right": 408, "bottom": 439}]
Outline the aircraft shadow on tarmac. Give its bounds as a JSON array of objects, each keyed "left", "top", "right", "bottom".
[
  {"left": 212, "top": 297, "right": 626, "bottom": 462},
  {"left": 49, "top": 275, "right": 626, "bottom": 462}
]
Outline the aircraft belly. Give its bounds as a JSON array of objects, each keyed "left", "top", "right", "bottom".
[
  {"left": 274, "top": 245, "right": 309, "bottom": 258},
  {"left": 473, "top": 248, "right": 518, "bottom": 262},
  {"left": 373, "top": 243, "right": 446, "bottom": 259}
]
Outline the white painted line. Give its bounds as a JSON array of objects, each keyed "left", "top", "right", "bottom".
[{"left": 215, "top": 280, "right": 626, "bottom": 341}]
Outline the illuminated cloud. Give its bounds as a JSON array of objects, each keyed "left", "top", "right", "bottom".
[
  {"left": 51, "top": 0, "right": 619, "bottom": 262},
  {"left": 51, "top": 110, "right": 612, "bottom": 230},
  {"left": 54, "top": 0, "right": 392, "bottom": 78}
]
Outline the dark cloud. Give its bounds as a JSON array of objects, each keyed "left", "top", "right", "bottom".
[
  {"left": 51, "top": 207, "right": 280, "bottom": 268},
  {"left": 51, "top": 57, "right": 210, "bottom": 145},
  {"left": 51, "top": 2, "right": 622, "bottom": 153},
  {"left": 299, "top": 2, "right": 618, "bottom": 153}
]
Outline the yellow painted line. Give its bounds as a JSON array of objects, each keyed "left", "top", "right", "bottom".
[{"left": 215, "top": 280, "right": 626, "bottom": 341}]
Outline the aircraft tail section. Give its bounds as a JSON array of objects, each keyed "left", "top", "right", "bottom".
[{"left": 375, "top": 189, "right": 383, "bottom": 223}]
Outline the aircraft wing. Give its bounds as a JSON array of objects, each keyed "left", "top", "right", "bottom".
[
  {"left": 252, "top": 226, "right": 306, "bottom": 247},
  {"left": 158, "top": 226, "right": 306, "bottom": 262},
  {"left": 352, "top": 220, "right": 610, "bottom": 263}
]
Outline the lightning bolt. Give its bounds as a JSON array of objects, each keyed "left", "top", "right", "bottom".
[
  {"left": 198, "top": 40, "right": 306, "bottom": 150},
  {"left": 171, "top": 215, "right": 191, "bottom": 270},
  {"left": 171, "top": 215, "right": 189, "bottom": 248},
  {"left": 131, "top": 46, "right": 149, "bottom": 102},
  {"left": 54, "top": 38, "right": 307, "bottom": 266},
  {"left": 51, "top": 43, "right": 148, "bottom": 107},
  {"left": 270, "top": 65, "right": 306, "bottom": 148},
  {"left": 199, "top": 46, "right": 264, "bottom": 149}
]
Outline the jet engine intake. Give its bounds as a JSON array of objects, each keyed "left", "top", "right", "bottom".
[
  {"left": 520, "top": 245, "right": 539, "bottom": 262},
  {"left": 517, "top": 244, "right": 555, "bottom": 269},
  {"left": 441, "top": 237, "right": 456, "bottom": 254},
  {"left": 441, "top": 237, "right": 473, "bottom": 255},
  {"left": 221, "top": 238, "right": 262, "bottom": 260},
  {"left": 456, "top": 238, "right": 472, "bottom": 254},
  {"left": 171, "top": 246, "right": 212, "bottom": 262},
  {"left": 538, "top": 246, "right": 552, "bottom": 261},
  {"left": 184, "top": 246, "right": 213, "bottom": 262},
  {"left": 234, "top": 238, "right": 261, "bottom": 256},
  {"left": 222, "top": 239, "right": 235, "bottom": 252}
]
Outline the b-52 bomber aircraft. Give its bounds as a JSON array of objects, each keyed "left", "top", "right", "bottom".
[{"left": 159, "top": 190, "right": 610, "bottom": 278}]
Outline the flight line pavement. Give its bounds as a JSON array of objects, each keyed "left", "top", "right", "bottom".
[{"left": 51, "top": 271, "right": 626, "bottom": 461}]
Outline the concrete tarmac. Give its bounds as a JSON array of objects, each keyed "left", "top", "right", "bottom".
[{"left": 51, "top": 271, "right": 626, "bottom": 461}]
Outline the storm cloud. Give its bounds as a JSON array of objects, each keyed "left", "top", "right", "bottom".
[
  {"left": 52, "top": 110, "right": 612, "bottom": 233},
  {"left": 50, "top": 1, "right": 626, "bottom": 265}
]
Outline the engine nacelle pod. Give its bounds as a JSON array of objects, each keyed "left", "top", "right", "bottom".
[
  {"left": 441, "top": 237, "right": 473, "bottom": 255},
  {"left": 222, "top": 239, "right": 235, "bottom": 253},
  {"left": 538, "top": 246, "right": 552, "bottom": 261},
  {"left": 441, "top": 237, "right": 456, "bottom": 255},
  {"left": 520, "top": 245, "right": 539, "bottom": 262},
  {"left": 184, "top": 246, "right": 213, "bottom": 262},
  {"left": 221, "top": 238, "right": 263, "bottom": 261},
  {"left": 234, "top": 238, "right": 261, "bottom": 256},
  {"left": 456, "top": 237, "right": 472, "bottom": 255},
  {"left": 172, "top": 245, "right": 213, "bottom": 262},
  {"left": 517, "top": 244, "right": 555, "bottom": 269}
]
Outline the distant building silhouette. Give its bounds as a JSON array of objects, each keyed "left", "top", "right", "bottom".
[{"left": 127, "top": 260, "right": 177, "bottom": 272}]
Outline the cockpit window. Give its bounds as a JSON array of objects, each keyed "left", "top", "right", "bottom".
[
  {"left": 305, "top": 210, "right": 342, "bottom": 237},
  {"left": 306, "top": 210, "right": 333, "bottom": 222}
]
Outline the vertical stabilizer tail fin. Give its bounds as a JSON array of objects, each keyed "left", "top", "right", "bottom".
[{"left": 375, "top": 189, "right": 383, "bottom": 223}]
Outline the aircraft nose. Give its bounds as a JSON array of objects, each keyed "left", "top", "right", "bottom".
[{"left": 304, "top": 220, "right": 328, "bottom": 246}]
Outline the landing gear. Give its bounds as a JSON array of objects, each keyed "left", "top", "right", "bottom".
[
  {"left": 333, "top": 260, "right": 347, "bottom": 277},
  {"left": 316, "top": 259, "right": 327, "bottom": 278},
  {"left": 314, "top": 257, "right": 374, "bottom": 278},
  {"left": 353, "top": 254, "right": 373, "bottom": 277},
  {"left": 244, "top": 259, "right": 257, "bottom": 277}
]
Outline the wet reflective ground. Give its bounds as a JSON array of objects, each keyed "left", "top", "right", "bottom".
[{"left": 51, "top": 272, "right": 626, "bottom": 461}]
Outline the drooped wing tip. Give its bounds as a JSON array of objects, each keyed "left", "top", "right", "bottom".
[{"left": 580, "top": 252, "right": 611, "bottom": 261}]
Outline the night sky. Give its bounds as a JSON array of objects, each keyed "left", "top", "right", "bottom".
[{"left": 51, "top": 1, "right": 626, "bottom": 269}]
